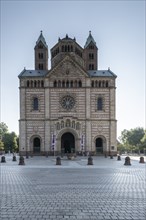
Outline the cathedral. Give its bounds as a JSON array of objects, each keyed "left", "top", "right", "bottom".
[{"left": 18, "top": 31, "right": 117, "bottom": 156}]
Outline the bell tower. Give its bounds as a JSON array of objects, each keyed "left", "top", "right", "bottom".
[
  {"left": 34, "top": 31, "right": 48, "bottom": 70},
  {"left": 83, "top": 31, "right": 98, "bottom": 71}
]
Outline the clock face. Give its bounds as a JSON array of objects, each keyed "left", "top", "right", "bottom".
[{"left": 61, "top": 95, "right": 75, "bottom": 110}]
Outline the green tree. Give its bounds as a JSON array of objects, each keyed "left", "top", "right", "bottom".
[
  {"left": 0, "top": 122, "right": 8, "bottom": 139},
  {"left": 0, "top": 140, "right": 4, "bottom": 151},
  {"left": 119, "top": 127, "right": 145, "bottom": 154},
  {"left": 3, "top": 132, "right": 18, "bottom": 153},
  {"left": 140, "top": 131, "right": 146, "bottom": 154}
]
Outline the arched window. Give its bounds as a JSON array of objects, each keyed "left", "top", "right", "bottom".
[
  {"left": 34, "top": 81, "right": 37, "bottom": 87},
  {"left": 99, "top": 81, "right": 101, "bottom": 88},
  {"left": 27, "top": 80, "right": 29, "bottom": 87},
  {"left": 70, "top": 81, "right": 73, "bottom": 87},
  {"left": 78, "top": 80, "right": 82, "bottom": 87},
  {"left": 62, "top": 81, "right": 65, "bottom": 88},
  {"left": 65, "top": 45, "right": 67, "bottom": 52},
  {"left": 41, "top": 80, "right": 44, "bottom": 87},
  {"left": 31, "top": 80, "right": 33, "bottom": 87},
  {"left": 54, "top": 81, "right": 57, "bottom": 87},
  {"left": 33, "top": 97, "right": 39, "bottom": 110},
  {"left": 106, "top": 81, "right": 108, "bottom": 87},
  {"left": 97, "top": 97, "right": 103, "bottom": 111},
  {"left": 66, "top": 81, "right": 69, "bottom": 88}
]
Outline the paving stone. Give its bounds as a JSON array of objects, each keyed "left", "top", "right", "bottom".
[{"left": 1, "top": 155, "right": 146, "bottom": 220}]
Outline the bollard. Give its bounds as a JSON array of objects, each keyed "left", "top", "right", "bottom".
[
  {"left": 1, "top": 155, "right": 6, "bottom": 163},
  {"left": 56, "top": 156, "right": 61, "bottom": 165},
  {"left": 110, "top": 155, "right": 113, "bottom": 159},
  {"left": 139, "top": 156, "right": 145, "bottom": 163},
  {"left": 87, "top": 156, "right": 93, "bottom": 165},
  {"left": 117, "top": 155, "right": 121, "bottom": 161},
  {"left": 26, "top": 152, "right": 29, "bottom": 159},
  {"left": 124, "top": 156, "right": 131, "bottom": 165},
  {"left": 104, "top": 154, "right": 107, "bottom": 158},
  {"left": 19, "top": 156, "right": 25, "bottom": 165},
  {"left": 12, "top": 155, "right": 17, "bottom": 161}
]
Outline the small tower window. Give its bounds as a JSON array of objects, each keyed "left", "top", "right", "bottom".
[
  {"left": 33, "top": 97, "right": 39, "bottom": 110},
  {"left": 38, "top": 64, "right": 43, "bottom": 70},
  {"left": 38, "top": 53, "right": 43, "bottom": 59},
  {"left": 89, "top": 53, "right": 94, "bottom": 59},
  {"left": 97, "top": 97, "right": 103, "bottom": 111}
]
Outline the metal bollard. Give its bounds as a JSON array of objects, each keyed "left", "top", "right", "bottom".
[
  {"left": 110, "top": 155, "right": 113, "bottom": 159},
  {"left": 139, "top": 156, "right": 145, "bottom": 163},
  {"left": 56, "top": 156, "right": 61, "bottom": 165},
  {"left": 117, "top": 155, "right": 121, "bottom": 161},
  {"left": 19, "top": 156, "right": 25, "bottom": 165},
  {"left": 12, "top": 155, "right": 17, "bottom": 161},
  {"left": 124, "top": 156, "right": 131, "bottom": 165},
  {"left": 1, "top": 155, "right": 6, "bottom": 163},
  {"left": 87, "top": 156, "right": 93, "bottom": 165}
]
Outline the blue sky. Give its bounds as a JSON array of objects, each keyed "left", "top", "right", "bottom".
[{"left": 1, "top": 0, "right": 145, "bottom": 138}]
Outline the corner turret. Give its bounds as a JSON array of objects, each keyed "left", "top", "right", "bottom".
[
  {"left": 83, "top": 31, "right": 98, "bottom": 71},
  {"left": 34, "top": 31, "right": 48, "bottom": 70}
]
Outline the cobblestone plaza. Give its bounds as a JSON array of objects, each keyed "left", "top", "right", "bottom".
[{"left": 1, "top": 155, "right": 146, "bottom": 220}]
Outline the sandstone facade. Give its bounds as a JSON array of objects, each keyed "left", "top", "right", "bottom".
[{"left": 18, "top": 31, "right": 117, "bottom": 156}]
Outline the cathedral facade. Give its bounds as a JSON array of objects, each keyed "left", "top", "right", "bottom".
[{"left": 18, "top": 31, "right": 117, "bottom": 156}]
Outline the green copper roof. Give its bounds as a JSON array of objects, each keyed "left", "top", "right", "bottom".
[
  {"left": 84, "top": 31, "right": 96, "bottom": 48},
  {"left": 36, "top": 31, "right": 48, "bottom": 48}
]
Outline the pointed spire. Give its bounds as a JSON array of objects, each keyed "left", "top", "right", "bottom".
[
  {"left": 36, "top": 31, "right": 48, "bottom": 48},
  {"left": 84, "top": 31, "right": 96, "bottom": 48}
]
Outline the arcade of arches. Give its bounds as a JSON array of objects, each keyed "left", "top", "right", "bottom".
[{"left": 31, "top": 134, "right": 107, "bottom": 155}]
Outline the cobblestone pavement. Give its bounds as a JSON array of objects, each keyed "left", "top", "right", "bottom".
[{"left": 0, "top": 155, "right": 146, "bottom": 220}]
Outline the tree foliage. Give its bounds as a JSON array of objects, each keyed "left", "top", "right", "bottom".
[
  {"left": 0, "top": 122, "right": 8, "bottom": 138},
  {"left": 0, "top": 122, "right": 19, "bottom": 153},
  {"left": 0, "top": 140, "right": 4, "bottom": 151},
  {"left": 119, "top": 127, "right": 145, "bottom": 153}
]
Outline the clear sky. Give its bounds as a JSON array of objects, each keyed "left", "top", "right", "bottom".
[{"left": 1, "top": 0, "right": 145, "bottom": 139}]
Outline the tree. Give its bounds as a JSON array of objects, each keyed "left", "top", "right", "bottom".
[
  {"left": 3, "top": 132, "right": 18, "bottom": 153},
  {"left": 0, "top": 122, "right": 8, "bottom": 139},
  {"left": 119, "top": 127, "right": 145, "bottom": 154},
  {"left": 140, "top": 131, "right": 146, "bottom": 154},
  {"left": 0, "top": 140, "right": 4, "bottom": 151}
]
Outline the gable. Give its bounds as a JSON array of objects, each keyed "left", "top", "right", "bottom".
[{"left": 46, "top": 55, "right": 89, "bottom": 79}]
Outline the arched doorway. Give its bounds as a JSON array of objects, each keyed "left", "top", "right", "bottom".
[
  {"left": 33, "top": 137, "right": 41, "bottom": 153},
  {"left": 61, "top": 132, "right": 75, "bottom": 154},
  {"left": 96, "top": 137, "right": 103, "bottom": 154}
]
